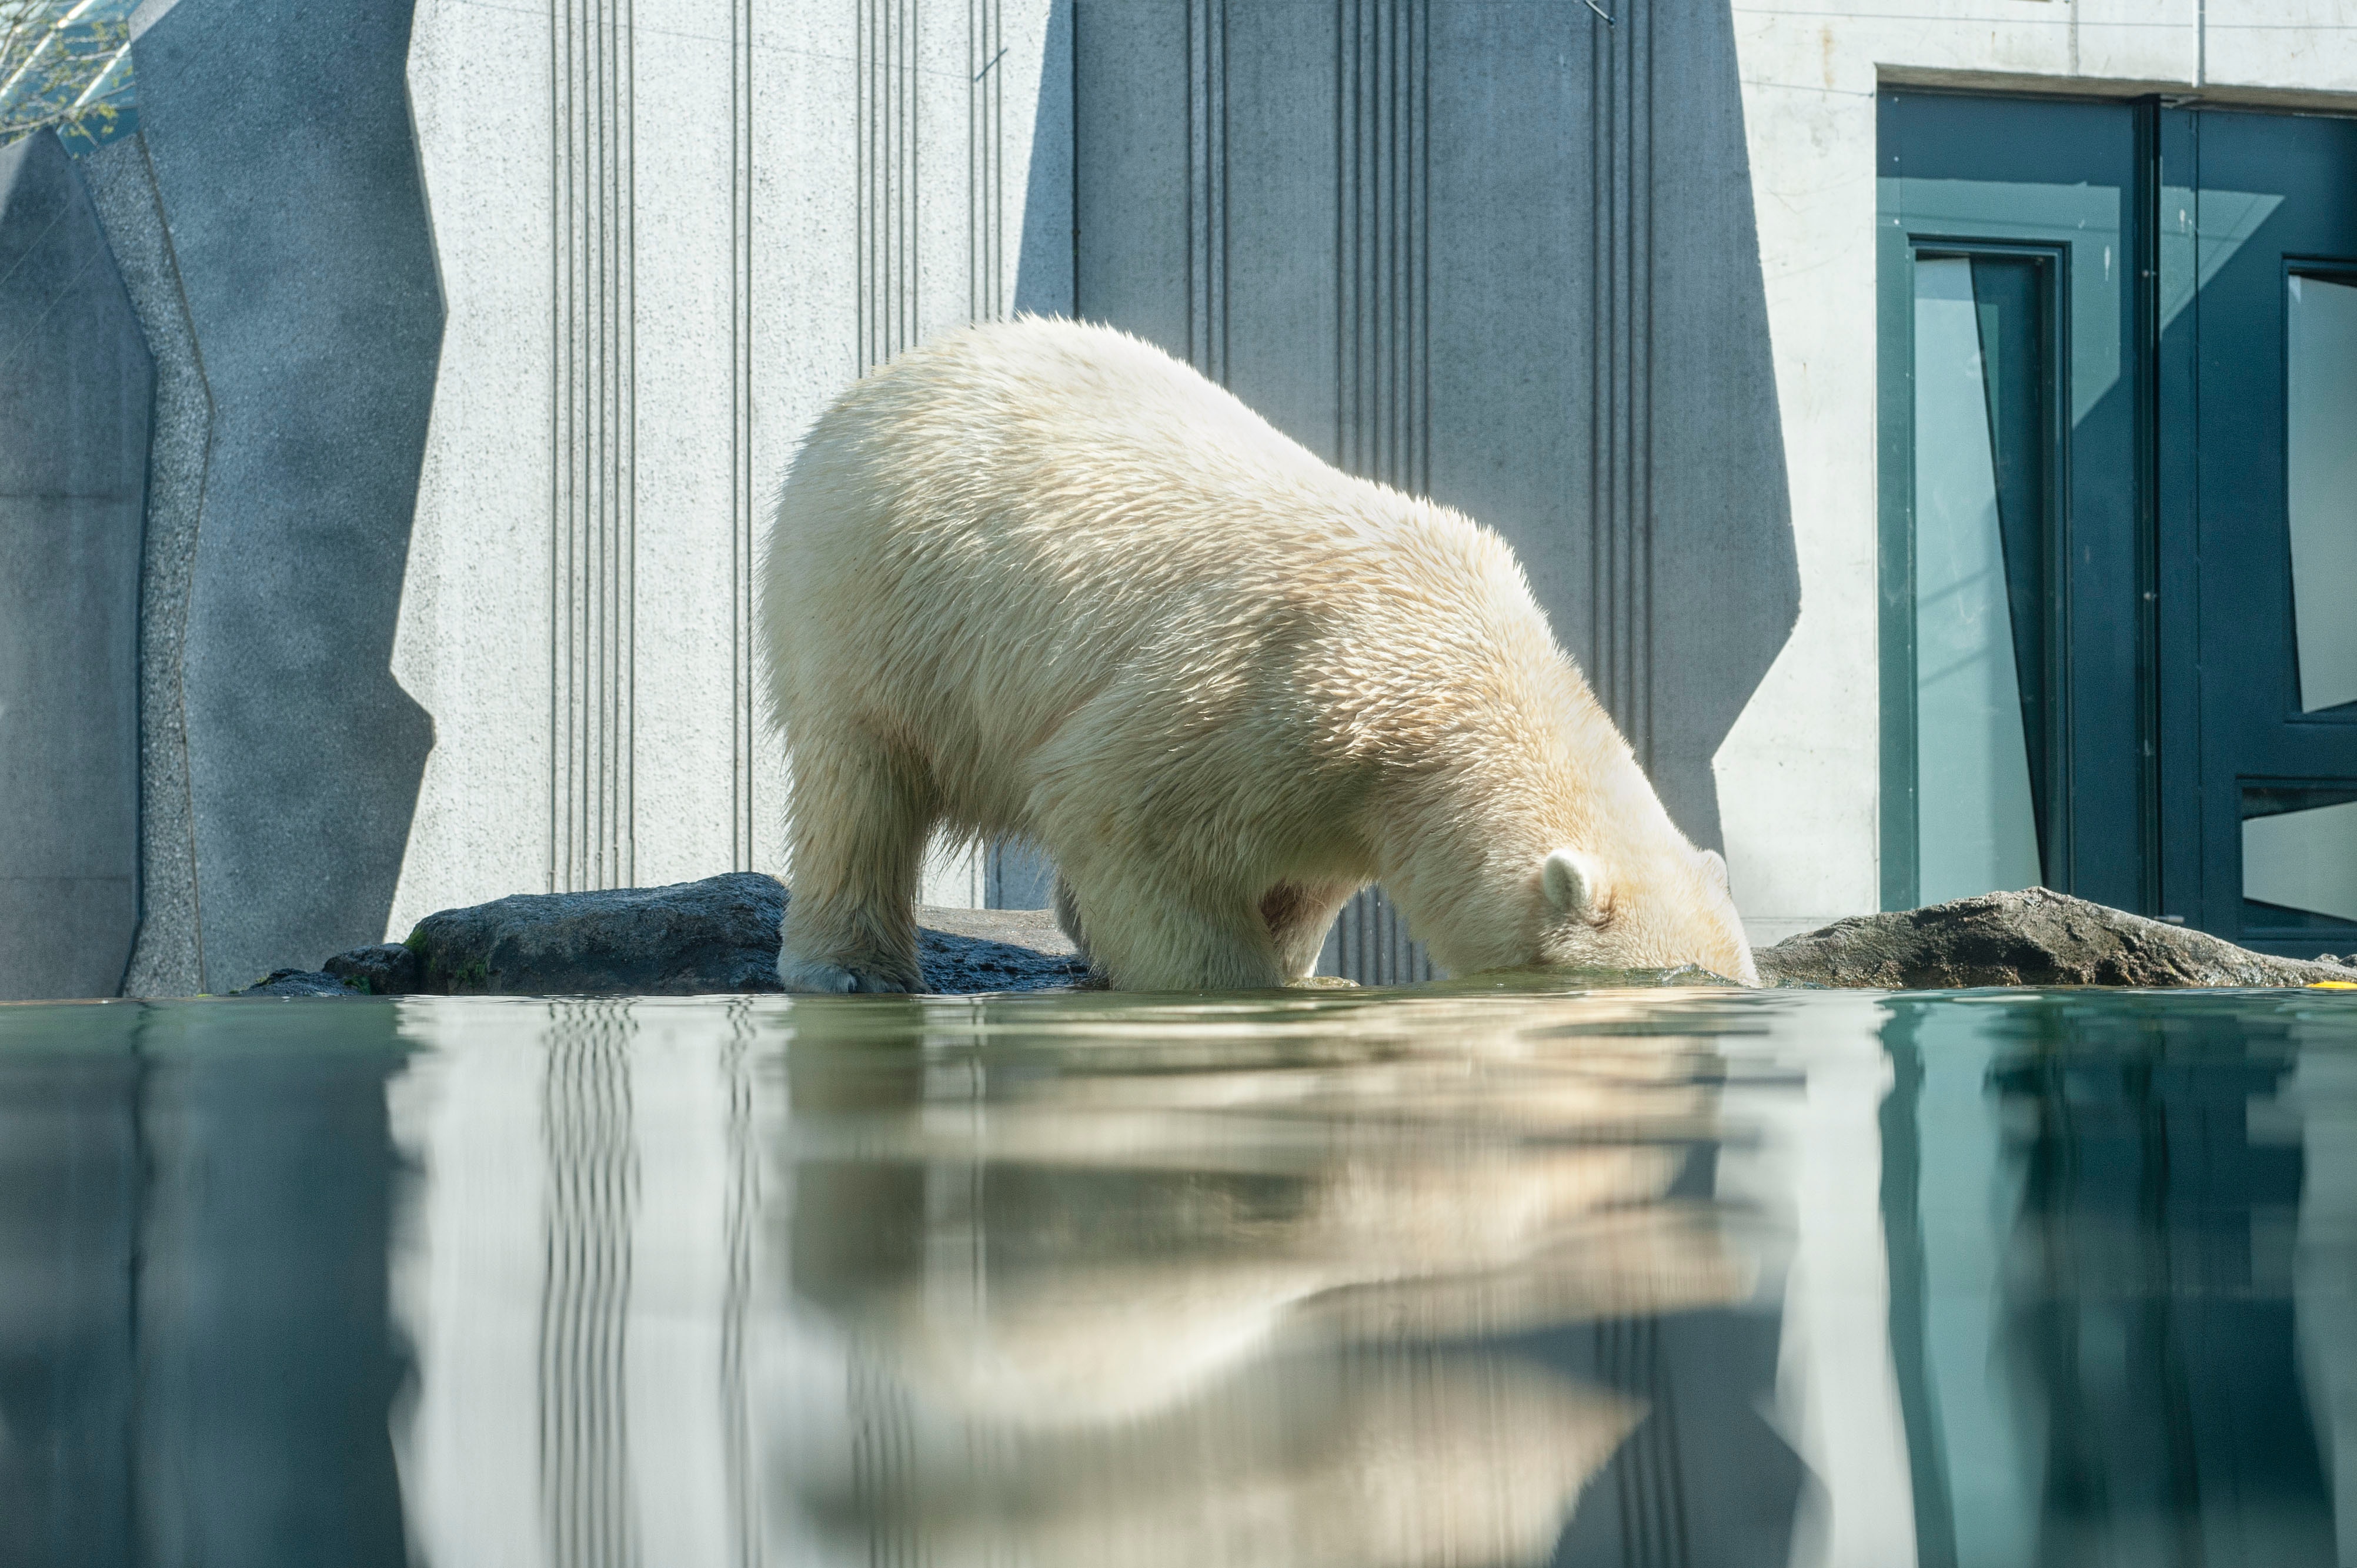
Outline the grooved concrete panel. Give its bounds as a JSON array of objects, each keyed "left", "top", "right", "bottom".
[
  {"left": 390, "top": 0, "right": 1073, "bottom": 938},
  {"left": 1074, "top": 1, "right": 1798, "bottom": 981},
  {"left": 0, "top": 132, "right": 151, "bottom": 1001},
  {"left": 1078, "top": 0, "right": 1797, "bottom": 853},
  {"left": 133, "top": 0, "right": 443, "bottom": 990}
]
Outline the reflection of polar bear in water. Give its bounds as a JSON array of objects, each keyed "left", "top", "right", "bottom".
[{"left": 761, "top": 317, "right": 1755, "bottom": 992}]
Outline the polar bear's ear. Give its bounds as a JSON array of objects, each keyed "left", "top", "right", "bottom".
[
  {"left": 1700, "top": 848, "right": 1729, "bottom": 890},
  {"left": 1542, "top": 848, "right": 1604, "bottom": 919}
]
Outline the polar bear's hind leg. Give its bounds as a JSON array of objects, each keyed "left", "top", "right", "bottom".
[{"left": 1260, "top": 881, "right": 1359, "bottom": 981}]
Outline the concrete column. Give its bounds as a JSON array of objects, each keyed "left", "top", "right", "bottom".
[{"left": 0, "top": 131, "right": 151, "bottom": 1001}]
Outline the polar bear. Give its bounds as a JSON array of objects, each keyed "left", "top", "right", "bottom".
[{"left": 760, "top": 318, "right": 1757, "bottom": 992}]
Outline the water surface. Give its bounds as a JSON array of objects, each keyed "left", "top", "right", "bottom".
[{"left": 2, "top": 985, "right": 2352, "bottom": 1566}]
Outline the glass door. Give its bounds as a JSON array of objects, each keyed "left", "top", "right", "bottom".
[
  {"left": 2162, "top": 109, "right": 2357, "bottom": 956},
  {"left": 1879, "top": 93, "right": 2153, "bottom": 914}
]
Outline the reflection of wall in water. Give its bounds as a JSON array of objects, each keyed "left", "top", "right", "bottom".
[
  {"left": 0, "top": 1005, "right": 415, "bottom": 1564},
  {"left": 389, "top": 1001, "right": 773, "bottom": 1568}
]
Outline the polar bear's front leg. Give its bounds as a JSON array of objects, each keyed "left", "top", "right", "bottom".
[{"left": 778, "top": 733, "right": 931, "bottom": 994}]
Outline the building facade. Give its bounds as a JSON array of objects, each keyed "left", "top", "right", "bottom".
[{"left": 2, "top": 0, "right": 2353, "bottom": 996}]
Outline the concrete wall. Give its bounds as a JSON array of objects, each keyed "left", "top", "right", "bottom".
[
  {"left": 389, "top": 0, "right": 1074, "bottom": 938},
  {"left": 20, "top": 0, "right": 2357, "bottom": 993},
  {"left": 0, "top": 132, "right": 150, "bottom": 1002}
]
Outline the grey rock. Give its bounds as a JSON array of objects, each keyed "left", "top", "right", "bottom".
[
  {"left": 1757, "top": 887, "right": 2353, "bottom": 990},
  {"left": 234, "top": 969, "right": 360, "bottom": 998},
  {"left": 322, "top": 944, "right": 423, "bottom": 997},
  {"left": 389, "top": 872, "right": 1086, "bottom": 997}
]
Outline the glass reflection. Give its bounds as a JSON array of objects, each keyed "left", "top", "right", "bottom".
[
  {"left": 1913, "top": 254, "right": 2045, "bottom": 902},
  {"left": 2244, "top": 787, "right": 2357, "bottom": 930},
  {"left": 2286, "top": 272, "right": 2357, "bottom": 716}
]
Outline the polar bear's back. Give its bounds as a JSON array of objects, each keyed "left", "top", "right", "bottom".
[{"left": 762, "top": 317, "right": 1567, "bottom": 840}]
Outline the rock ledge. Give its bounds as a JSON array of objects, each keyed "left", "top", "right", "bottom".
[
  {"left": 241, "top": 872, "right": 1085, "bottom": 997},
  {"left": 1757, "top": 887, "right": 2351, "bottom": 989}
]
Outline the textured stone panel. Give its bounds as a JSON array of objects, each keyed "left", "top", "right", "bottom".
[
  {"left": 78, "top": 127, "right": 212, "bottom": 997},
  {"left": 133, "top": 0, "right": 443, "bottom": 991},
  {"left": 0, "top": 131, "right": 151, "bottom": 1001}
]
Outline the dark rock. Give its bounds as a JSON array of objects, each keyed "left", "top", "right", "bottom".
[
  {"left": 323, "top": 942, "right": 424, "bottom": 995},
  {"left": 1757, "top": 887, "right": 2353, "bottom": 989},
  {"left": 392, "top": 872, "right": 1085, "bottom": 997},
  {"left": 235, "top": 968, "right": 359, "bottom": 998}
]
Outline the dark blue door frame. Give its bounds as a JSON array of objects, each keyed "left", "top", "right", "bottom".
[{"left": 1882, "top": 91, "right": 2357, "bottom": 958}]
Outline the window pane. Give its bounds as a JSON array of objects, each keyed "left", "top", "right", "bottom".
[
  {"left": 1914, "top": 256, "right": 2043, "bottom": 902},
  {"left": 2287, "top": 273, "right": 2357, "bottom": 714},
  {"left": 2244, "top": 787, "right": 2357, "bottom": 926}
]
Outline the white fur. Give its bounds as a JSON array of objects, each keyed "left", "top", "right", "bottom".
[{"left": 759, "top": 318, "right": 1758, "bottom": 991}]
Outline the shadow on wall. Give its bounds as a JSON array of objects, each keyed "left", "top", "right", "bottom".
[
  {"left": 987, "top": 0, "right": 1077, "bottom": 909},
  {"left": 125, "top": 0, "right": 442, "bottom": 991},
  {"left": 1071, "top": 0, "right": 1798, "bottom": 858}
]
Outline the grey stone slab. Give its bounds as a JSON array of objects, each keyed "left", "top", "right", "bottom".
[
  {"left": 130, "top": 0, "right": 442, "bottom": 991},
  {"left": 1013, "top": 0, "right": 1077, "bottom": 320},
  {"left": 914, "top": 904, "right": 1077, "bottom": 957},
  {"left": 0, "top": 132, "right": 151, "bottom": 1001},
  {"left": 1222, "top": 1, "right": 1343, "bottom": 459},
  {"left": 78, "top": 128, "right": 211, "bottom": 998}
]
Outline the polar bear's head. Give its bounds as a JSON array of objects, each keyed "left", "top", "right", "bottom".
[{"left": 1527, "top": 842, "right": 1759, "bottom": 986}]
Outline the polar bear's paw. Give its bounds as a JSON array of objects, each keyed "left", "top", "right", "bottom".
[{"left": 777, "top": 950, "right": 923, "bottom": 995}]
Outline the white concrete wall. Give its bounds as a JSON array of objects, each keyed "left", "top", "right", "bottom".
[
  {"left": 392, "top": 0, "right": 2357, "bottom": 946},
  {"left": 1717, "top": 2, "right": 2357, "bottom": 946},
  {"left": 393, "top": 0, "right": 1071, "bottom": 934}
]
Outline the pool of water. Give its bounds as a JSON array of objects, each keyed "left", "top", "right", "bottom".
[{"left": 2, "top": 985, "right": 2353, "bottom": 1566}]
